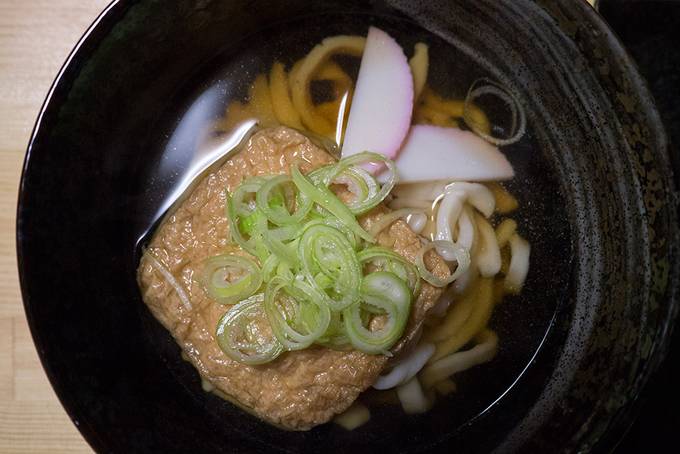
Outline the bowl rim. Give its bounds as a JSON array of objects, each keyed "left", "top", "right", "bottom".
[{"left": 16, "top": 1, "right": 125, "bottom": 452}]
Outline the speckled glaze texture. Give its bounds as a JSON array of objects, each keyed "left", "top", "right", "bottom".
[
  {"left": 498, "top": 1, "right": 680, "bottom": 452},
  {"left": 387, "top": 2, "right": 679, "bottom": 453},
  {"left": 17, "top": 0, "right": 678, "bottom": 453}
]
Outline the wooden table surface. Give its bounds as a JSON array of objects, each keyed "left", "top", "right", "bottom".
[{"left": 0, "top": 1, "right": 109, "bottom": 452}]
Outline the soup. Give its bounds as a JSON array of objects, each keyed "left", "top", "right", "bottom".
[{"left": 137, "top": 23, "right": 538, "bottom": 431}]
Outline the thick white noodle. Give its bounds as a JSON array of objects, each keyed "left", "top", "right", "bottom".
[
  {"left": 406, "top": 212, "right": 428, "bottom": 234},
  {"left": 456, "top": 207, "right": 476, "bottom": 250},
  {"left": 435, "top": 191, "right": 465, "bottom": 260},
  {"left": 396, "top": 377, "right": 430, "bottom": 414},
  {"left": 435, "top": 183, "right": 495, "bottom": 261},
  {"left": 373, "top": 343, "right": 435, "bottom": 390},
  {"left": 334, "top": 403, "right": 371, "bottom": 430},
  {"left": 452, "top": 258, "right": 479, "bottom": 295},
  {"left": 421, "top": 330, "right": 498, "bottom": 388},
  {"left": 392, "top": 181, "right": 513, "bottom": 293},
  {"left": 476, "top": 215, "right": 502, "bottom": 277},
  {"left": 506, "top": 233, "right": 530, "bottom": 293},
  {"left": 444, "top": 182, "right": 495, "bottom": 217},
  {"left": 392, "top": 180, "right": 449, "bottom": 201}
]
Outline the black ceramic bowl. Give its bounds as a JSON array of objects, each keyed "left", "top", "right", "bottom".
[{"left": 17, "top": 1, "right": 680, "bottom": 452}]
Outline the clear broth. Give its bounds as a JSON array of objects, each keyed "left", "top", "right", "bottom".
[{"left": 132, "top": 12, "right": 570, "bottom": 442}]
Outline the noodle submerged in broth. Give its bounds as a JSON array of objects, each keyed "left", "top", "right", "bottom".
[{"left": 137, "top": 24, "right": 531, "bottom": 430}]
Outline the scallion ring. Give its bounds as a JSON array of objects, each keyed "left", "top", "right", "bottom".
[
  {"left": 263, "top": 276, "right": 331, "bottom": 350},
  {"left": 215, "top": 294, "right": 284, "bottom": 365},
  {"left": 317, "top": 311, "right": 351, "bottom": 349},
  {"left": 256, "top": 174, "right": 312, "bottom": 226},
  {"left": 358, "top": 246, "right": 421, "bottom": 296},
  {"left": 201, "top": 255, "right": 262, "bottom": 305},
  {"left": 226, "top": 180, "right": 268, "bottom": 260},
  {"left": 325, "top": 152, "right": 398, "bottom": 215},
  {"left": 291, "top": 165, "right": 374, "bottom": 243},
  {"left": 463, "top": 77, "right": 526, "bottom": 146},
  {"left": 416, "top": 240, "right": 470, "bottom": 287},
  {"left": 230, "top": 177, "right": 266, "bottom": 216},
  {"left": 343, "top": 271, "right": 412, "bottom": 354},
  {"left": 298, "top": 223, "right": 362, "bottom": 311},
  {"left": 255, "top": 215, "right": 299, "bottom": 267},
  {"left": 302, "top": 217, "right": 361, "bottom": 250}
]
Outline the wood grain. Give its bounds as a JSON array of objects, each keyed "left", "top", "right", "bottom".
[{"left": 0, "top": 1, "right": 109, "bottom": 452}]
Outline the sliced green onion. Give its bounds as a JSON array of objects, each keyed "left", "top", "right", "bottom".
[
  {"left": 325, "top": 152, "right": 398, "bottom": 215},
  {"left": 230, "top": 177, "right": 266, "bottom": 216},
  {"left": 334, "top": 166, "right": 379, "bottom": 212},
  {"left": 269, "top": 224, "right": 302, "bottom": 241},
  {"left": 215, "top": 294, "right": 284, "bottom": 365},
  {"left": 261, "top": 253, "right": 296, "bottom": 282},
  {"left": 298, "top": 223, "right": 362, "bottom": 311},
  {"left": 262, "top": 254, "right": 280, "bottom": 282},
  {"left": 264, "top": 276, "right": 331, "bottom": 350},
  {"left": 357, "top": 247, "right": 421, "bottom": 296},
  {"left": 317, "top": 311, "right": 351, "bottom": 349},
  {"left": 201, "top": 255, "right": 262, "bottom": 305},
  {"left": 256, "top": 174, "right": 312, "bottom": 226},
  {"left": 302, "top": 217, "right": 361, "bottom": 250},
  {"left": 343, "top": 271, "right": 412, "bottom": 354},
  {"left": 255, "top": 215, "right": 299, "bottom": 267},
  {"left": 291, "top": 165, "right": 374, "bottom": 243},
  {"left": 226, "top": 187, "right": 268, "bottom": 260},
  {"left": 313, "top": 165, "right": 379, "bottom": 215},
  {"left": 464, "top": 77, "right": 526, "bottom": 146},
  {"left": 279, "top": 261, "right": 296, "bottom": 283},
  {"left": 306, "top": 164, "right": 335, "bottom": 185},
  {"left": 210, "top": 153, "right": 429, "bottom": 365},
  {"left": 238, "top": 211, "right": 261, "bottom": 237},
  {"left": 417, "top": 240, "right": 470, "bottom": 287}
]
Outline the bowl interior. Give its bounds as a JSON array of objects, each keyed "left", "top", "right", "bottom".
[{"left": 18, "top": 1, "right": 678, "bottom": 453}]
